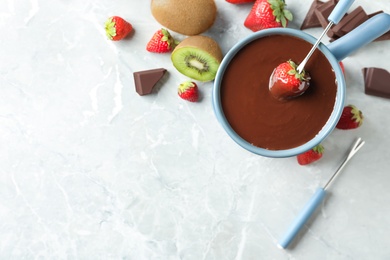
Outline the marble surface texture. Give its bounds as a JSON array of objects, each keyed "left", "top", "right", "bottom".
[{"left": 1, "top": 0, "right": 389, "bottom": 259}]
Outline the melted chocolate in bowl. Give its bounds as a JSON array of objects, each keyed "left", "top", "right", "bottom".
[{"left": 221, "top": 35, "right": 337, "bottom": 150}]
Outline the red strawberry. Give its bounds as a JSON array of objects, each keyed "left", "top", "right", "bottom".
[
  {"left": 226, "top": 0, "right": 255, "bottom": 3},
  {"left": 105, "top": 16, "right": 133, "bottom": 41},
  {"left": 336, "top": 105, "right": 363, "bottom": 130},
  {"left": 297, "top": 144, "right": 324, "bottom": 165},
  {"left": 178, "top": 81, "right": 199, "bottom": 102},
  {"left": 146, "top": 28, "right": 178, "bottom": 53},
  {"left": 244, "top": 0, "right": 293, "bottom": 32},
  {"left": 269, "top": 60, "right": 310, "bottom": 100},
  {"left": 339, "top": 61, "right": 345, "bottom": 75}
]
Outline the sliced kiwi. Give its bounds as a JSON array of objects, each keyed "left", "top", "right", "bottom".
[
  {"left": 151, "top": 0, "right": 217, "bottom": 36},
  {"left": 171, "top": 35, "right": 222, "bottom": 82}
]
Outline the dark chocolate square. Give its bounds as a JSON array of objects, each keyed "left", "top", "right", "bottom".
[
  {"left": 133, "top": 68, "right": 167, "bottom": 96},
  {"left": 331, "top": 6, "right": 367, "bottom": 37},
  {"left": 300, "top": 0, "right": 325, "bottom": 30},
  {"left": 363, "top": 67, "right": 390, "bottom": 99},
  {"left": 314, "top": 0, "right": 339, "bottom": 38}
]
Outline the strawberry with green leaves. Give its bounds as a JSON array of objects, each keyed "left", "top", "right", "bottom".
[
  {"left": 269, "top": 60, "right": 310, "bottom": 101},
  {"left": 178, "top": 81, "right": 199, "bottom": 102},
  {"left": 244, "top": 0, "right": 293, "bottom": 32},
  {"left": 336, "top": 105, "right": 364, "bottom": 130},
  {"left": 297, "top": 144, "right": 324, "bottom": 165},
  {"left": 105, "top": 16, "right": 133, "bottom": 41},
  {"left": 146, "top": 28, "right": 178, "bottom": 53}
]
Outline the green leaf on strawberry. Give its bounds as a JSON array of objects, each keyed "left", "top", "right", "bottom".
[
  {"left": 287, "top": 60, "right": 307, "bottom": 81},
  {"left": 269, "top": 0, "right": 293, "bottom": 27},
  {"left": 105, "top": 16, "right": 133, "bottom": 41},
  {"left": 283, "top": 9, "right": 293, "bottom": 25},
  {"left": 105, "top": 18, "right": 116, "bottom": 40}
]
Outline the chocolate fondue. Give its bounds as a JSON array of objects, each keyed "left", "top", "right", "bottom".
[{"left": 221, "top": 34, "right": 337, "bottom": 150}]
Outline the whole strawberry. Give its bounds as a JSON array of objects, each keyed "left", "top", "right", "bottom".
[
  {"left": 226, "top": 0, "right": 255, "bottom": 3},
  {"left": 339, "top": 61, "right": 345, "bottom": 75},
  {"left": 105, "top": 16, "right": 133, "bottom": 41},
  {"left": 244, "top": 0, "right": 293, "bottom": 32},
  {"left": 336, "top": 105, "right": 363, "bottom": 130},
  {"left": 269, "top": 60, "right": 310, "bottom": 100},
  {"left": 146, "top": 28, "right": 178, "bottom": 53},
  {"left": 178, "top": 81, "right": 199, "bottom": 102},
  {"left": 297, "top": 144, "right": 324, "bottom": 165}
]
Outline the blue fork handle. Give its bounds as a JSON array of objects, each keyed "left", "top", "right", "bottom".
[
  {"left": 278, "top": 188, "right": 326, "bottom": 249},
  {"left": 328, "top": 0, "right": 354, "bottom": 24}
]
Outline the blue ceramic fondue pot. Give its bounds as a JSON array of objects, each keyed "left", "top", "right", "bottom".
[{"left": 213, "top": 13, "right": 390, "bottom": 158}]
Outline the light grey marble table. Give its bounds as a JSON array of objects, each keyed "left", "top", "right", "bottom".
[{"left": 1, "top": 0, "right": 389, "bottom": 259}]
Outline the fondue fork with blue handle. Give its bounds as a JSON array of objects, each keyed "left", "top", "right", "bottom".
[{"left": 278, "top": 137, "right": 365, "bottom": 249}]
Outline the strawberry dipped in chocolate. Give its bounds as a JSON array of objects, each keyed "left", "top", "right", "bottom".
[{"left": 269, "top": 60, "right": 311, "bottom": 101}]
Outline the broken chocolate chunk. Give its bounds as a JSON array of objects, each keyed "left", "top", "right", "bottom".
[
  {"left": 340, "top": 7, "right": 368, "bottom": 35},
  {"left": 300, "top": 0, "right": 325, "bottom": 30},
  {"left": 331, "top": 6, "right": 367, "bottom": 37},
  {"left": 133, "top": 68, "right": 167, "bottom": 96},
  {"left": 301, "top": 0, "right": 390, "bottom": 42},
  {"left": 330, "top": 10, "right": 390, "bottom": 42},
  {"left": 363, "top": 67, "right": 390, "bottom": 99},
  {"left": 314, "top": 0, "right": 340, "bottom": 38}
]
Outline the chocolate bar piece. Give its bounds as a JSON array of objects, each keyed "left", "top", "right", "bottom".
[
  {"left": 300, "top": 0, "right": 325, "bottom": 30},
  {"left": 331, "top": 6, "right": 367, "bottom": 37},
  {"left": 133, "top": 68, "right": 167, "bottom": 96},
  {"left": 340, "top": 7, "right": 368, "bottom": 35},
  {"left": 330, "top": 10, "right": 390, "bottom": 42},
  {"left": 314, "top": 0, "right": 340, "bottom": 38},
  {"left": 363, "top": 67, "right": 390, "bottom": 99},
  {"left": 302, "top": 0, "right": 390, "bottom": 42}
]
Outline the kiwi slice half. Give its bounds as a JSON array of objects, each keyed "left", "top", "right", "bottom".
[{"left": 171, "top": 35, "right": 223, "bottom": 82}]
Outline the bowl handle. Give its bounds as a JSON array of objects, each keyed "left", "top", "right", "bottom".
[{"left": 327, "top": 13, "right": 390, "bottom": 61}]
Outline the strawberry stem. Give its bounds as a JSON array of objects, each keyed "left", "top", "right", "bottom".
[
  {"left": 287, "top": 60, "right": 307, "bottom": 81},
  {"left": 268, "top": 0, "right": 293, "bottom": 27},
  {"left": 313, "top": 144, "right": 324, "bottom": 154},
  {"left": 105, "top": 17, "right": 117, "bottom": 40}
]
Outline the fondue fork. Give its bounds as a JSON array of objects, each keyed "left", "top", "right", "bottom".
[
  {"left": 296, "top": 0, "right": 355, "bottom": 74},
  {"left": 278, "top": 137, "right": 365, "bottom": 249}
]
